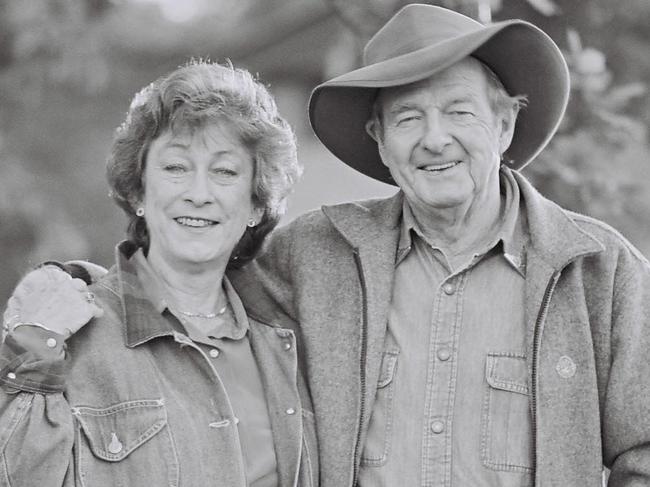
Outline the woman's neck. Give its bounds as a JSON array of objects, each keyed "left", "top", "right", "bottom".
[{"left": 146, "top": 251, "right": 227, "bottom": 315}]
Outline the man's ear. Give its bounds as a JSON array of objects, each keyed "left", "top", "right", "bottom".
[
  {"left": 498, "top": 106, "right": 517, "bottom": 155},
  {"left": 365, "top": 119, "right": 381, "bottom": 144}
]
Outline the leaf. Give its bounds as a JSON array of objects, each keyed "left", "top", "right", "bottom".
[{"left": 526, "top": 0, "right": 560, "bottom": 16}]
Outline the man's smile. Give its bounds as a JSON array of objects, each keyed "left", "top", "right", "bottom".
[{"left": 417, "top": 160, "right": 462, "bottom": 172}]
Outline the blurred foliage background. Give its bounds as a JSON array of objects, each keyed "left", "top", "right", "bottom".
[{"left": 1, "top": 0, "right": 649, "bottom": 303}]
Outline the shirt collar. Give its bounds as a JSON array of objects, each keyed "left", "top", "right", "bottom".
[
  {"left": 396, "top": 167, "right": 527, "bottom": 276},
  {"left": 119, "top": 243, "right": 249, "bottom": 347}
]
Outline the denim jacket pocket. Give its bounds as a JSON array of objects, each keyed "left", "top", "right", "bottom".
[
  {"left": 481, "top": 352, "right": 533, "bottom": 473},
  {"left": 360, "top": 349, "right": 399, "bottom": 467},
  {"left": 73, "top": 399, "right": 179, "bottom": 487}
]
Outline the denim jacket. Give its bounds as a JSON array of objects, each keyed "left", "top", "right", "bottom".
[{"left": 0, "top": 243, "right": 318, "bottom": 487}]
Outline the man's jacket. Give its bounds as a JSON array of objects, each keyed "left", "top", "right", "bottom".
[{"left": 231, "top": 169, "right": 650, "bottom": 486}]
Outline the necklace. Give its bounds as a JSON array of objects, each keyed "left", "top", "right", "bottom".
[{"left": 175, "top": 304, "right": 227, "bottom": 319}]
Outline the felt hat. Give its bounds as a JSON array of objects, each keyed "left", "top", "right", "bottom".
[{"left": 308, "top": 3, "right": 570, "bottom": 184}]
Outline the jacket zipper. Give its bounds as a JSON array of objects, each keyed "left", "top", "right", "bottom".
[
  {"left": 531, "top": 271, "right": 560, "bottom": 484},
  {"left": 352, "top": 250, "right": 369, "bottom": 487}
]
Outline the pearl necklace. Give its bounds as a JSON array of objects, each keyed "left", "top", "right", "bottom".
[{"left": 174, "top": 304, "right": 228, "bottom": 319}]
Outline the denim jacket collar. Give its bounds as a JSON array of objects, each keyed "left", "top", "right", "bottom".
[
  {"left": 105, "top": 242, "right": 254, "bottom": 348},
  {"left": 103, "top": 241, "right": 176, "bottom": 348}
]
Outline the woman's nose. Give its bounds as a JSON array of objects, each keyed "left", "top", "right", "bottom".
[{"left": 184, "top": 172, "right": 214, "bottom": 206}]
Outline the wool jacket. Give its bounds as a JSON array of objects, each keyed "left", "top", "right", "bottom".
[
  {"left": 0, "top": 243, "right": 319, "bottom": 487},
  {"left": 230, "top": 169, "right": 650, "bottom": 487}
]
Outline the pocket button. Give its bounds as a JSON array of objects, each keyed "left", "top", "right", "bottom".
[{"left": 108, "top": 433, "right": 123, "bottom": 454}]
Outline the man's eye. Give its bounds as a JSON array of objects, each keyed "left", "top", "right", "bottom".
[
  {"left": 396, "top": 115, "right": 421, "bottom": 125},
  {"left": 449, "top": 108, "right": 474, "bottom": 116}
]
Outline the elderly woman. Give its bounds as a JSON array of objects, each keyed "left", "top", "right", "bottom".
[{"left": 0, "top": 61, "right": 317, "bottom": 486}]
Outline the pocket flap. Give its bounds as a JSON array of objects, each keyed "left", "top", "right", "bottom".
[
  {"left": 72, "top": 399, "right": 167, "bottom": 462},
  {"left": 377, "top": 350, "right": 399, "bottom": 388},
  {"left": 485, "top": 353, "right": 529, "bottom": 395}
]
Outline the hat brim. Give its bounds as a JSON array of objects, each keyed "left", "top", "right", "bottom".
[{"left": 309, "top": 20, "right": 570, "bottom": 185}]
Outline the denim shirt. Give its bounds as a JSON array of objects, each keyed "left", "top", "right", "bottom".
[
  {"left": 0, "top": 242, "right": 318, "bottom": 487},
  {"left": 359, "top": 169, "right": 531, "bottom": 487}
]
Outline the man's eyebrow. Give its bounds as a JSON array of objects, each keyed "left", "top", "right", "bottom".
[{"left": 387, "top": 102, "right": 421, "bottom": 115}]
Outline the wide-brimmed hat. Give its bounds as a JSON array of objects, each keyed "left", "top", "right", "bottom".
[{"left": 309, "top": 4, "right": 570, "bottom": 185}]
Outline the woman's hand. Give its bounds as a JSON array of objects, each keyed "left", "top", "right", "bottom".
[{"left": 3, "top": 266, "right": 104, "bottom": 339}]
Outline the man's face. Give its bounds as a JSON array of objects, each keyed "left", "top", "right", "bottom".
[{"left": 371, "top": 57, "right": 515, "bottom": 215}]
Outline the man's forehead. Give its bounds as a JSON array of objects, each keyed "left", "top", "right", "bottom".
[{"left": 378, "top": 57, "right": 490, "bottom": 107}]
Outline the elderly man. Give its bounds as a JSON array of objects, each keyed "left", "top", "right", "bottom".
[
  {"left": 3, "top": 4, "right": 649, "bottom": 487},
  {"left": 232, "top": 4, "right": 650, "bottom": 487}
]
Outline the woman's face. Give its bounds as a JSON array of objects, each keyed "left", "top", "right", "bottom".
[{"left": 141, "top": 121, "right": 262, "bottom": 271}]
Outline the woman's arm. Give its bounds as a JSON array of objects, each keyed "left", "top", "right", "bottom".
[{"left": 0, "top": 266, "right": 103, "bottom": 486}]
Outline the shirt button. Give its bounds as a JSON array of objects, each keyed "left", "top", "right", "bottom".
[
  {"left": 283, "top": 342, "right": 292, "bottom": 351},
  {"left": 46, "top": 338, "right": 57, "bottom": 348},
  {"left": 437, "top": 348, "right": 451, "bottom": 361},
  {"left": 442, "top": 283, "right": 455, "bottom": 295},
  {"left": 286, "top": 407, "right": 296, "bottom": 415},
  {"left": 209, "top": 348, "right": 220, "bottom": 358},
  {"left": 431, "top": 421, "right": 445, "bottom": 434},
  {"left": 6, "top": 372, "right": 16, "bottom": 380}
]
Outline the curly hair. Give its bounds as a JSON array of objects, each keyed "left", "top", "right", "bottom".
[{"left": 106, "top": 60, "right": 301, "bottom": 268}]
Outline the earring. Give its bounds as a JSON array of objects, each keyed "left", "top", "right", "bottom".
[
  {"left": 247, "top": 219, "right": 256, "bottom": 228},
  {"left": 136, "top": 207, "right": 145, "bottom": 217}
]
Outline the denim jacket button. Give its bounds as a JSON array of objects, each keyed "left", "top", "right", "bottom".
[
  {"left": 437, "top": 348, "right": 451, "bottom": 361},
  {"left": 209, "top": 348, "right": 220, "bottom": 358},
  {"left": 108, "top": 433, "right": 123, "bottom": 454},
  {"left": 6, "top": 372, "right": 16, "bottom": 380},
  {"left": 283, "top": 342, "right": 292, "bottom": 351},
  {"left": 442, "top": 283, "right": 455, "bottom": 295},
  {"left": 431, "top": 421, "right": 445, "bottom": 434},
  {"left": 286, "top": 407, "right": 296, "bottom": 415}
]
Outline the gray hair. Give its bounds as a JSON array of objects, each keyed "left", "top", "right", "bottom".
[{"left": 107, "top": 60, "right": 301, "bottom": 268}]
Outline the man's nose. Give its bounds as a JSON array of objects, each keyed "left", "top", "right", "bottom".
[
  {"left": 420, "top": 112, "right": 452, "bottom": 153},
  {"left": 184, "top": 171, "right": 214, "bottom": 206}
]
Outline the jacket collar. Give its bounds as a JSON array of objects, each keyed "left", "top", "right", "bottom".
[
  {"left": 321, "top": 170, "right": 604, "bottom": 271},
  {"left": 511, "top": 170, "right": 604, "bottom": 270},
  {"left": 103, "top": 241, "right": 179, "bottom": 348},
  {"left": 321, "top": 191, "right": 403, "bottom": 250}
]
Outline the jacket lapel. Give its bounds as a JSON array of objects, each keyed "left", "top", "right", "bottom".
[
  {"left": 248, "top": 323, "right": 303, "bottom": 487},
  {"left": 514, "top": 171, "right": 605, "bottom": 359},
  {"left": 321, "top": 192, "right": 403, "bottom": 434}
]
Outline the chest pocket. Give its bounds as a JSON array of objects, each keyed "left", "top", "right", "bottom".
[
  {"left": 481, "top": 353, "right": 533, "bottom": 474},
  {"left": 72, "top": 399, "right": 179, "bottom": 487},
  {"left": 361, "top": 349, "right": 399, "bottom": 467}
]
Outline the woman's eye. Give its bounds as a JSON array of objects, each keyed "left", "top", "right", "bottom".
[
  {"left": 211, "top": 167, "right": 237, "bottom": 177},
  {"left": 163, "top": 163, "right": 187, "bottom": 173}
]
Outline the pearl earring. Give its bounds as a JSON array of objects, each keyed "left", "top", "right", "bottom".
[
  {"left": 136, "top": 207, "right": 145, "bottom": 217},
  {"left": 247, "top": 219, "right": 256, "bottom": 228}
]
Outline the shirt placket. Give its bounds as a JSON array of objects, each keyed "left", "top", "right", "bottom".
[
  {"left": 171, "top": 331, "right": 249, "bottom": 484},
  {"left": 421, "top": 271, "right": 467, "bottom": 486}
]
